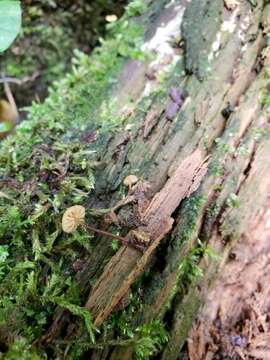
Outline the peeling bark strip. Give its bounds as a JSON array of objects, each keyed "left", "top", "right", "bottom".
[{"left": 85, "top": 150, "right": 208, "bottom": 326}]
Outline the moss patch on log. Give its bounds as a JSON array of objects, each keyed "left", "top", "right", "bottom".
[
  {"left": 0, "top": 0, "right": 127, "bottom": 106},
  {"left": 181, "top": 0, "right": 223, "bottom": 80},
  {"left": 0, "top": 1, "right": 151, "bottom": 357}
]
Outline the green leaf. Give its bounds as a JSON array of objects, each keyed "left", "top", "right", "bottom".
[
  {"left": 0, "top": 121, "right": 13, "bottom": 132},
  {"left": 0, "top": 1, "right": 22, "bottom": 52}
]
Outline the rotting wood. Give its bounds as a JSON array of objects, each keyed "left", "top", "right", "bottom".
[
  {"left": 186, "top": 138, "right": 270, "bottom": 359},
  {"left": 142, "top": 106, "right": 163, "bottom": 139},
  {"left": 110, "top": 22, "right": 269, "bottom": 360},
  {"left": 85, "top": 149, "right": 208, "bottom": 326},
  {"left": 38, "top": 1, "right": 187, "bottom": 346},
  {"left": 82, "top": 0, "right": 266, "bottom": 356},
  {"left": 33, "top": 0, "right": 270, "bottom": 357}
]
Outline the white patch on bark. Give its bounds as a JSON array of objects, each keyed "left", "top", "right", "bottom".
[
  {"left": 165, "top": 0, "right": 191, "bottom": 10},
  {"left": 266, "top": 209, "right": 270, "bottom": 229},
  {"left": 141, "top": 4, "right": 185, "bottom": 96},
  {"left": 209, "top": 5, "right": 250, "bottom": 63},
  {"left": 238, "top": 12, "right": 251, "bottom": 46},
  {"left": 142, "top": 5, "right": 184, "bottom": 56},
  {"left": 208, "top": 32, "right": 222, "bottom": 62},
  {"left": 221, "top": 10, "right": 239, "bottom": 33}
]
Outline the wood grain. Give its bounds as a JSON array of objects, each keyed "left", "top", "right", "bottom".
[{"left": 85, "top": 149, "right": 208, "bottom": 326}]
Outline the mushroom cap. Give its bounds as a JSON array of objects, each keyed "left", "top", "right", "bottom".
[
  {"left": 62, "top": 205, "right": 85, "bottom": 233},
  {"left": 123, "top": 175, "right": 138, "bottom": 187},
  {"left": 105, "top": 14, "right": 117, "bottom": 23}
]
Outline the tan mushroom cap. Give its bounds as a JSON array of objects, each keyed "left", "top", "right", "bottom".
[
  {"left": 123, "top": 175, "right": 138, "bottom": 188},
  {"left": 62, "top": 205, "right": 85, "bottom": 233},
  {"left": 105, "top": 14, "right": 117, "bottom": 23}
]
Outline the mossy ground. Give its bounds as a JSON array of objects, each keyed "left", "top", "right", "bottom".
[
  {"left": 0, "top": 0, "right": 127, "bottom": 107},
  {"left": 0, "top": 1, "right": 165, "bottom": 358},
  {"left": 0, "top": 0, "right": 212, "bottom": 358}
]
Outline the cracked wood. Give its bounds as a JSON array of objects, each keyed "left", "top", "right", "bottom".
[{"left": 85, "top": 149, "right": 208, "bottom": 326}]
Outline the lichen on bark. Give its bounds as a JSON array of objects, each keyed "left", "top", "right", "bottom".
[{"left": 181, "top": 0, "right": 223, "bottom": 80}]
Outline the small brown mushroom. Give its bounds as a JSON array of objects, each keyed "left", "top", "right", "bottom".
[
  {"left": 62, "top": 205, "right": 130, "bottom": 245},
  {"left": 62, "top": 205, "right": 85, "bottom": 233},
  {"left": 123, "top": 175, "right": 138, "bottom": 191},
  {"left": 62, "top": 204, "right": 146, "bottom": 252}
]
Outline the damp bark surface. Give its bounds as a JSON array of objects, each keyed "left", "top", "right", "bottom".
[
  {"left": 46, "top": 0, "right": 270, "bottom": 358},
  {"left": 92, "top": 1, "right": 270, "bottom": 358},
  {"left": 2, "top": 0, "right": 270, "bottom": 359}
]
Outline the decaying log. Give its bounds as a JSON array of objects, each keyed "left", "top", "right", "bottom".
[
  {"left": 40, "top": 0, "right": 270, "bottom": 358},
  {"left": 85, "top": 149, "right": 208, "bottom": 326}
]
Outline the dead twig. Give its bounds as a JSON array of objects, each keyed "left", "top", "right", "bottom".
[
  {"left": 0, "top": 71, "right": 40, "bottom": 86},
  {"left": 1, "top": 72, "right": 19, "bottom": 118}
]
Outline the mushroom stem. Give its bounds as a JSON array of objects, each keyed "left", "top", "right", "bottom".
[
  {"left": 81, "top": 223, "right": 130, "bottom": 247},
  {"left": 1, "top": 72, "right": 19, "bottom": 119}
]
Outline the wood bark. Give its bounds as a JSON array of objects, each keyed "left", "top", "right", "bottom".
[{"left": 42, "top": 0, "right": 270, "bottom": 358}]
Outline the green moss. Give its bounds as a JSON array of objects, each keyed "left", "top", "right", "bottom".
[
  {"left": 210, "top": 161, "right": 224, "bottom": 177},
  {"left": 1, "top": 0, "right": 128, "bottom": 105},
  {"left": 226, "top": 193, "right": 240, "bottom": 209},
  {"left": 134, "top": 320, "right": 169, "bottom": 360},
  {"left": 173, "top": 195, "right": 207, "bottom": 247},
  {"left": 152, "top": 195, "right": 208, "bottom": 314},
  {"left": 106, "top": 291, "right": 142, "bottom": 337},
  {"left": 0, "top": 1, "right": 150, "bottom": 356},
  {"left": 215, "top": 137, "right": 235, "bottom": 154},
  {"left": 181, "top": 0, "right": 223, "bottom": 80},
  {"left": 207, "top": 202, "right": 220, "bottom": 218},
  {"left": 61, "top": 319, "right": 168, "bottom": 359},
  {"left": 178, "top": 239, "right": 219, "bottom": 290},
  {"left": 173, "top": 196, "right": 219, "bottom": 289},
  {"left": 1, "top": 337, "right": 45, "bottom": 360},
  {"left": 64, "top": 286, "right": 168, "bottom": 358},
  {"left": 250, "top": 126, "right": 267, "bottom": 140},
  {"left": 163, "top": 286, "right": 201, "bottom": 358}
]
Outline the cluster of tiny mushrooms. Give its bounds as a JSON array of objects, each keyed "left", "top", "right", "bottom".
[{"left": 62, "top": 175, "right": 139, "bottom": 247}]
